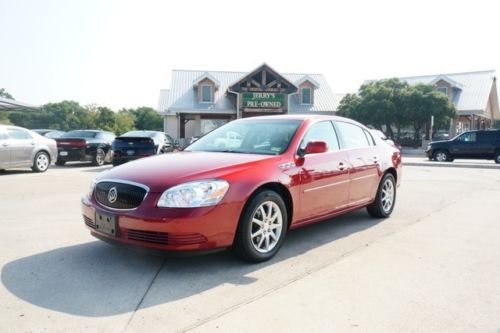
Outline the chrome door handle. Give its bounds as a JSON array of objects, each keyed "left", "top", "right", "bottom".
[
  {"left": 372, "top": 156, "right": 379, "bottom": 164},
  {"left": 338, "top": 162, "right": 347, "bottom": 171}
]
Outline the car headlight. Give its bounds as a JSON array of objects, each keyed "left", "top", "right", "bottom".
[
  {"left": 157, "top": 179, "right": 229, "bottom": 208},
  {"left": 82, "top": 178, "right": 97, "bottom": 205}
]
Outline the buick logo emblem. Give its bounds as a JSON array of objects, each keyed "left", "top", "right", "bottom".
[{"left": 108, "top": 187, "right": 118, "bottom": 203}]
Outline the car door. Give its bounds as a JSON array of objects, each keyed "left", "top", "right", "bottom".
[
  {"left": 298, "top": 121, "right": 350, "bottom": 221},
  {"left": 0, "top": 129, "right": 11, "bottom": 168},
  {"left": 450, "top": 132, "right": 477, "bottom": 158},
  {"left": 6, "top": 128, "right": 34, "bottom": 166},
  {"left": 335, "top": 121, "right": 380, "bottom": 206}
]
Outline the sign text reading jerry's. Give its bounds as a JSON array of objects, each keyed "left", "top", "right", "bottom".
[{"left": 242, "top": 92, "right": 285, "bottom": 108}]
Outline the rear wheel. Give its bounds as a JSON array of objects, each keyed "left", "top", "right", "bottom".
[
  {"left": 32, "top": 151, "right": 50, "bottom": 172},
  {"left": 92, "top": 148, "right": 105, "bottom": 166},
  {"left": 233, "top": 190, "right": 287, "bottom": 262},
  {"left": 367, "top": 173, "right": 396, "bottom": 218}
]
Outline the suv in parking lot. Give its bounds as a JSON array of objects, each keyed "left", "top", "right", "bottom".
[{"left": 426, "top": 129, "right": 500, "bottom": 163}]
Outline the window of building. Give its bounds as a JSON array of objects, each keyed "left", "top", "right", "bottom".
[
  {"left": 201, "top": 85, "right": 213, "bottom": 103},
  {"left": 335, "top": 122, "right": 370, "bottom": 149},
  {"left": 299, "top": 121, "right": 340, "bottom": 152},
  {"left": 436, "top": 86, "right": 448, "bottom": 95},
  {"left": 301, "top": 88, "right": 312, "bottom": 104}
]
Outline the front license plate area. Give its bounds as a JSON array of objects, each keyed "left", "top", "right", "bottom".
[
  {"left": 59, "top": 151, "right": 68, "bottom": 156},
  {"left": 95, "top": 212, "right": 118, "bottom": 237}
]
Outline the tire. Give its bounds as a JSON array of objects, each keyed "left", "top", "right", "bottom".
[
  {"left": 433, "top": 149, "right": 450, "bottom": 162},
  {"left": 367, "top": 173, "right": 397, "bottom": 218},
  {"left": 31, "top": 151, "right": 50, "bottom": 173},
  {"left": 233, "top": 190, "right": 288, "bottom": 263},
  {"left": 494, "top": 151, "right": 500, "bottom": 164},
  {"left": 92, "top": 148, "right": 105, "bottom": 166},
  {"left": 55, "top": 160, "right": 66, "bottom": 166}
]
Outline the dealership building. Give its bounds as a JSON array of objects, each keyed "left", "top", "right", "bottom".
[{"left": 157, "top": 64, "right": 344, "bottom": 140}]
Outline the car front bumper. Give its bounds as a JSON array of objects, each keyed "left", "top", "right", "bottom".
[{"left": 81, "top": 194, "right": 243, "bottom": 252}]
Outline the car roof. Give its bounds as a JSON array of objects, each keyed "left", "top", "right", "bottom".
[{"left": 237, "top": 114, "right": 366, "bottom": 127}]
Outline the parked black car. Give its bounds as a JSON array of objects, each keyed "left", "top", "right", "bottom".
[
  {"left": 111, "top": 130, "right": 175, "bottom": 166},
  {"left": 55, "top": 130, "right": 115, "bottom": 166},
  {"left": 426, "top": 129, "right": 500, "bottom": 163},
  {"left": 32, "top": 129, "right": 65, "bottom": 139}
]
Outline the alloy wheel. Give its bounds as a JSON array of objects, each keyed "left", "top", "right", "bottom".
[
  {"left": 36, "top": 153, "right": 49, "bottom": 171},
  {"left": 381, "top": 178, "right": 395, "bottom": 213},
  {"left": 435, "top": 152, "right": 447, "bottom": 162},
  {"left": 250, "top": 201, "right": 283, "bottom": 253}
]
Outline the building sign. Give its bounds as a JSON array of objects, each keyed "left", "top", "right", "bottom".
[{"left": 242, "top": 92, "right": 285, "bottom": 108}]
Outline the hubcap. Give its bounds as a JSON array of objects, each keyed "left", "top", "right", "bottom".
[
  {"left": 250, "top": 201, "right": 283, "bottom": 253},
  {"left": 435, "top": 152, "right": 447, "bottom": 162},
  {"left": 97, "top": 151, "right": 104, "bottom": 164},
  {"left": 381, "top": 179, "right": 395, "bottom": 213},
  {"left": 36, "top": 154, "right": 49, "bottom": 170}
]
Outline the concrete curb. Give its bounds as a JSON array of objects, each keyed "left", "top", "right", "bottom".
[{"left": 403, "top": 161, "right": 500, "bottom": 170}]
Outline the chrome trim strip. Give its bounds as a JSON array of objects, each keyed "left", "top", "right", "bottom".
[
  {"left": 303, "top": 180, "right": 350, "bottom": 193},
  {"left": 96, "top": 178, "right": 150, "bottom": 192},
  {"left": 351, "top": 174, "right": 377, "bottom": 182}
]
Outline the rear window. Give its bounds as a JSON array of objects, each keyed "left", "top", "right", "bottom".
[
  {"left": 62, "top": 131, "right": 97, "bottom": 138},
  {"left": 121, "top": 131, "right": 155, "bottom": 138}
]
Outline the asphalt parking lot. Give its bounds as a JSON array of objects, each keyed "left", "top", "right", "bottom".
[{"left": 1, "top": 162, "right": 500, "bottom": 332}]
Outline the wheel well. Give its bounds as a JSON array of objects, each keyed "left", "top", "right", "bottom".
[
  {"left": 385, "top": 167, "right": 397, "bottom": 183},
  {"left": 246, "top": 182, "right": 294, "bottom": 228}
]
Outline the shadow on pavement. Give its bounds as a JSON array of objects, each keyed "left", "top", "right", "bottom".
[{"left": 1, "top": 210, "right": 382, "bottom": 317}]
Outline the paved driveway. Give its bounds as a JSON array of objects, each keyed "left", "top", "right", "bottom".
[{"left": 1, "top": 163, "right": 499, "bottom": 332}]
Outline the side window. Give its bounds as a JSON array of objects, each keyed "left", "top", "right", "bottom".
[
  {"left": 477, "top": 132, "right": 493, "bottom": 143},
  {"left": 336, "top": 122, "right": 370, "bottom": 149},
  {"left": 165, "top": 134, "right": 173, "bottom": 143},
  {"left": 458, "top": 132, "right": 476, "bottom": 143},
  {"left": 299, "top": 121, "right": 340, "bottom": 152},
  {"left": 363, "top": 129, "right": 375, "bottom": 146},
  {"left": 7, "top": 128, "right": 32, "bottom": 140}
]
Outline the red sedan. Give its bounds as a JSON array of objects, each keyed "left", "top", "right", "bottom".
[{"left": 81, "top": 115, "right": 401, "bottom": 262}]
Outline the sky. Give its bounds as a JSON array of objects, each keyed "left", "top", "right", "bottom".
[{"left": 1, "top": 0, "right": 499, "bottom": 110}]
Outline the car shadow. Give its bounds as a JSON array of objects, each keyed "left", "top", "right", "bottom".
[{"left": 1, "top": 210, "right": 383, "bottom": 317}]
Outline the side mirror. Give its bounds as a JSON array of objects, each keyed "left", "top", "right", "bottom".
[{"left": 304, "top": 141, "right": 328, "bottom": 155}]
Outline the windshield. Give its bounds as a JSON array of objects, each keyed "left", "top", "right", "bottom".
[
  {"left": 186, "top": 119, "right": 302, "bottom": 155},
  {"left": 121, "top": 131, "right": 155, "bottom": 138},
  {"left": 61, "top": 131, "right": 97, "bottom": 138}
]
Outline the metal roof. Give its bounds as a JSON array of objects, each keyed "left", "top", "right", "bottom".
[
  {"left": 364, "top": 70, "right": 497, "bottom": 116},
  {"left": 0, "top": 97, "right": 39, "bottom": 111},
  {"left": 157, "top": 69, "right": 343, "bottom": 114}
]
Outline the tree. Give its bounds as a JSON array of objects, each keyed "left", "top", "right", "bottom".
[
  {"left": 336, "top": 79, "right": 456, "bottom": 142},
  {"left": 114, "top": 110, "right": 135, "bottom": 134},
  {"left": 95, "top": 106, "right": 115, "bottom": 132},
  {"left": 131, "top": 107, "right": 163, "bottom": 130},
  {"left": 0, "top": 88, "right": 14, "bottom": 100}
]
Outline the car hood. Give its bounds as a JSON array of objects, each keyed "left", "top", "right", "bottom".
[{"left": 97, "top": 151, "right": 280, "bottom": 192}]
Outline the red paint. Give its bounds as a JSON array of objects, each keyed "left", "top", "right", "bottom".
[{"left": 81, "top": 115, "right": 401, "bottom": 252}]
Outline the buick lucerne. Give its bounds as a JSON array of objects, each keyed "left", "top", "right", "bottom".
[{"left": 81, "top": 115, "right": 402, "bottom": 262}]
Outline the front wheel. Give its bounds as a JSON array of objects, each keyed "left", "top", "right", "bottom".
[
  {"left": 433, "top": 150, "right": 450, "bottom": 162},
  {"left": 494, "top": 151, "right": 500, "bottom": 164},
  {"left": 92, "top": 148, "right": 105, "bottom": 166},
  {"left": 31, "top": 151, "right": 50, "bottom": 172},
  {"left": 233, "top": 190, "right": 287, "bottom": 262},
  {"left": 367, "top": 173, "right": 397, "bottom": 218}
]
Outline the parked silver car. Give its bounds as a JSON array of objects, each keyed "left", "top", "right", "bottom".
[{"left": 0, "top": 125, "right": 58, "bottom": 172}]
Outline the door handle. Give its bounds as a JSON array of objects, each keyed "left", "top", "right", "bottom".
[
  {"left": 1, "top": 143, "right": 8, "bottom": 147},
  {"left": 372, "top": 156, "right": 379, "bottom": 164},
  {"left": 338, "top": 161, "right": 347, "bottom": 171}
]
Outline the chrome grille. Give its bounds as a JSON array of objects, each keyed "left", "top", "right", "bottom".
[{"left": 95, "top": 181, "right": 147, "bottom": 210}]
